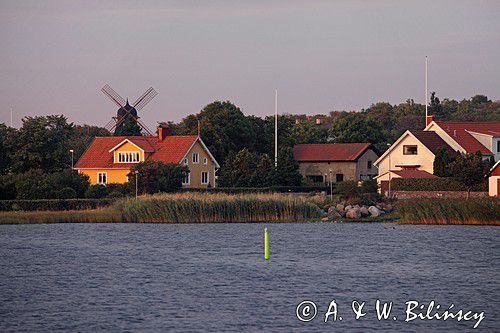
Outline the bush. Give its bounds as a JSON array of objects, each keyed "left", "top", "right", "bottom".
[
  {"left": 54, "top": 187, "right": 77, "bottom": 199},
  {"left": 107, "top": 190, "right": 124, "bottom": 199},
  {"left": 85, "top": 184, "right": 109, "bottom": 199},
  {"left": 128, "top": 161, "right": 187, "bottom": 194},
  {"left": 336, "top": 181, "right": 359, "bottom": 198},
  {"left": 0, "top": 174, "right": 17, "bottom": 199},
  {"left": 360, "top": 179, "right": 378, "bottom": 194},
  {"left": 391, "top": 178, "right": 487, "bottom": 192},
  {"left": 0, "top": 199, "right": 115, "bottom": 212}
]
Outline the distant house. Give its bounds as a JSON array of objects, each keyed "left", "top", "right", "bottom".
[
  {"left": 75, "top": 125, "right": 220, "bottom": 188},
  {"left": 374, "top": 118, "right": 500, "bottom": 189},
  {"left": 424, "top": 117, "right": 500, "bottom": 161},
  {"left": 489, "top": 161, "right": 500, "bottom": 197},
  {"left": 293, "top": 143, "right": 379, "bottom": 183}
]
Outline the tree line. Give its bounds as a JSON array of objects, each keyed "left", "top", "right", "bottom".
[{"left": 0, "top": 93, "right": 498, "bottom": 199}]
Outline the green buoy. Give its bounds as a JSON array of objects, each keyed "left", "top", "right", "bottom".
[{"left": 264, "top": 227, "right": 270, "bottom": 260}]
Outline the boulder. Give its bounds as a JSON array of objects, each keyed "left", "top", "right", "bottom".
[
  {"left": 327, "top": 206, "right": 338, "bottom": 214},
  {"left": 359, "top": 206, "right": 370, "bottom": 216},
  {"left": 321, "top": 217, "right": 329, "bottom": 222},
  {"left": 336, "top": 204, "right": 345, "bottom": 212},
  {"left": 328, "top": 210, "right": 342, "bottom": 219},
  {"left": 368, "top": 206, "right": 381, "bottom": 217},
  {"left": 319, "top": 209, "right": 327, "bottom": 217},
  {"left": 346, "top": 209, "right": 361, "bottom": 219},
  {"left": 345, "top": 205, "right": 353, "bottom": 212}
]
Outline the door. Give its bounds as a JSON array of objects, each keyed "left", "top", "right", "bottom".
[
  {"left": 497, "top": 178, "right": 500, "bottom": 196},
  {"left": 380, "top": 181, "right": 389, "bottom": 196}
]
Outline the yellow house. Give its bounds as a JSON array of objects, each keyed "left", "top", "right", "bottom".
[{"left": 75, "top": 126, "right": 220, "bottom": 188}]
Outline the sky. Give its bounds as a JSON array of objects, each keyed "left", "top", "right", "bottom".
[{"left": 1, "top": 0, "right": 499, "bottom": 130}]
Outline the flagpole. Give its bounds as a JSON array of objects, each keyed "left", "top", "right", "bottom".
[
  {"left": 274, "top": 89, "right": 278, "bottom": 168},
  {"left": 425, "top": 56, "right": 428, "bottom": 119}
]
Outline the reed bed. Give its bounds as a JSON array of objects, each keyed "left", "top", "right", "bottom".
[
  {"left": 116, "top": 192, "right": 321, "bottom": 223},
  {"left": 397, "top": 198, "right": 500, "bottom": 225},
  {"left": 0, "top": 208, "right": 122, "bottom": 224}
]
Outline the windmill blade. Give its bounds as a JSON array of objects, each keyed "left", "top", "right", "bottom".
[
  {"left": 133, "top": 87, "right": 158, "bottom": 112},
  {"left": 109, "top": 111, "right": 154, "bottom": 136},
  {"left": 104, "top": 118, "right": 118, "bottom": 132},
  {"left": 102, "top": 84, "right": 126, "bottom": 108},
  {"left": 135, "top": 118, "right": 154, "bottom": 136}
]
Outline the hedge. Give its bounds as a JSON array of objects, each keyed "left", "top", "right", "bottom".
[
  {"left": 391, "top": 178, "right": 488, "bottom": 192},
  {"left": 180, "top": 186, "right": 333, "bottom": 194},
  {"left": 0, "top": 199, "right": 115, "bottom": 212}
]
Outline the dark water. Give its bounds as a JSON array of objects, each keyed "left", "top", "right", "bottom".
[{"left": 0, "top": 223, "right": 498, "bottom": 332}]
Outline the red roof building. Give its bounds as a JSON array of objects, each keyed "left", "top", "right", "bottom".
[{"left": 293, "top": 143, "right": 379, "bottom": 183}]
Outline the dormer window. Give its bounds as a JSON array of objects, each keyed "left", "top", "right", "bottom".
[{"left": 117, "top": 151, "right": 140, "bottom": 163}]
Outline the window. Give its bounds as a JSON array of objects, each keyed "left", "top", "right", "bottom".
[
  {"left": 403, "top": 145, "right": 418, "bottom": 155},
  {"left": 117, "top": 151, "right": 140, "bottom": 163},
  {"left": 367, "top": 160, "right": 372, "bottom": 169},
  {"left": 201, "top": 171, "right": 209, "bottom": 185},
  {"left": 497, "top": 141, "right": 500, "bottom": 153},
  {"left": 192, "top": 152, "right": 199, "bottom": 164},
  {"left": 336, "top": 174, "right": 344, "bottom": 182},
  {"left": 97, "top": 172, "right": 107, "bottom": 185},
  {"left": 306, "top": 175, "right": 324, "bottom": 183},
  {"left": 182, "top": 171, "right": 190, "bottom": 185},
  {"left": 183, "top": 158, "right": 189, "bottom": 165},
  {"left": 203, "top": 157, "right": 208, "bottom": 165}
]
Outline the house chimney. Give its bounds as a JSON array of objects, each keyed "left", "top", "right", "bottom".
[
  {"left": 158, "top": 124, "right": 168, "bottom": 142},
  {"left": 425, "top": 115, "right": 434, "bottom": 127}
]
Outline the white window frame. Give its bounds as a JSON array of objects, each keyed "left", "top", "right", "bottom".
[
  {"left": 182, "top": 171, "right": 190, "bottom": 186},
  {"left": 201, "top": 171, "right": 209, "bottom": 185},
  {"left": 203, "top": 157, "right": 208, "bottom": 165},
  {"left": 183, "top": 158, "right": 189, "bottom": 165},
  {"left": 117, "top": 151, "right": 141, "bottom": 163},
  {"left": 97, "top": 172, "right": 107, "bottom": 185},
  {"left": 192, "top": 152, "right": 199, "bottom": 164}
]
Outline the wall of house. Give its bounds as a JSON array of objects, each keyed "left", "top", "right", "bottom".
[
  {"left": 79, "top": 169, "right": 129, "bottom": 185},
  {"left": 355, "top": 149, "right": 379, "bottom": 180},
  {"left": 298, "top": 161, "right": 358, "bottom": 182},
  {"left": 489, "top": 176, "right": 499, "bottom": 196},
  {"left": 376, "top": 134, "right": 435, "bottom": 175},
  {"left": 113, "top": 141, "right": 145, "bottom": 162},
  {"left": 182, "top": 140, "right": 217, "bottom": 188}
]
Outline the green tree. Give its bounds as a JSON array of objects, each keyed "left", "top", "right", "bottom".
[
  {"left": 329, "top": 113, "right": 388, "bottom": 152},
  {"left": 249, "top": 153, "right": 276, "bottom": 187},
  {"left": 0, "top": 123, "right": 17, "bottom": 174},
  {"left": 11, "top": 115, "right": 74, "bottom": 173},
  {"left": 275, "top": 147, "right": 302, "bottom": 186},
  {"left": 15, "top": 170, "right": 52, "bottom": 199},
  {"left": 290, "top": 121, "right": 328, "bottom": 145},
  {"left": 450, "top": 152, "right": 488, "bottom": 198},
  {"left": 218, "top": 149, "right": 257, "bottom": 187},
  {"left": 429, "top": 92, "right": 445, "bottom": 118},
  {"left": 129, "top": 161, "right": 187, "bottom": 194},
  {"left": 433, "top": 147, "right": 451, "bottom": 177},
  {"left": 46, "top": 170, "right": 90, "bottom": 198},
  {"left": 68, "top": 125, "right": 110, "bottom": 162}
]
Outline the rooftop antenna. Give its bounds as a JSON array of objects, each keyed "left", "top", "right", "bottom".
[
  {"left": 425, "top": 56, "right": 428, "bottom": 120},
  {"left": 274, "top": 89, "right": 278, "bottom": 168}
]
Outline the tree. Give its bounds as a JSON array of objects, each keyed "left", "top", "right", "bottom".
[
  {"left": 449, "top": 152, "right": 488, "bottom": 198},
  {"left": 46, "top": 169, "right": 90, "bottom": 198},
  {"left": 249, "top": 154, "right": 276, "bottom": 187},
  {"left": 218, "top": 149, "right": 257, "bottom": 187},
  {"left": 0, "top": 123, "right": 17, "bottom": 174},
  {"left": 15, "top": 170, "right": 52, "bottom": 199},
  {"left": 290, "top": 121, "right": 328, "bottom": 145},
  {"left": 128, "top": 161, "right": 187, "bottom": 194},
  {"left": 275, "top": 147, "right": 302, "bottom": 186},
  {"left": 68, "top": 125, "right": 110, "bottom": 162},
  {"left": 429, "top": 92, "right": 445, "bottom": 118},
  {"left": 433, "top": 147, "right": 451, "bottom": 177},
  {"left": 10, "top": 115, "right": 74, "bottom": 173}
]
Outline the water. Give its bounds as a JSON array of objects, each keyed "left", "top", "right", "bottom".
[{"left": 0, "top": 223, "right": 498, "bottom": 332}]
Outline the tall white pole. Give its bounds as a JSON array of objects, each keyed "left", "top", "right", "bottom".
[
  {"left": 274, "top": 89, "right": 278, "bottom": 168},
  {"left": 425, "top": 56, "right": 428, "bottom": 119}
]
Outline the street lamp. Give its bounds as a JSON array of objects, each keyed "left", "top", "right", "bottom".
[
  {"left": 386, "top": 143, "right": 391, "bottom": 199},
  {"left": 69, "top": 149, "right": 74, "bottom": 171},
  {"left": 134, "top": 170, "right": 139, "bottom": 199},
  {"left": 329, "top": 169, "right": 333, "bottom": 201}
]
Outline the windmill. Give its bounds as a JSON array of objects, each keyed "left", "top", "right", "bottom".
[{"left": 101, "top": 84, "right": 158, "bottom": 136}]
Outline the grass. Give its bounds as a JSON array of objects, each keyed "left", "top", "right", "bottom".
[
  {"left": 0, "top": 193, "right": 321, "bottom": 224},
  {"left": 116, "top": 192, "right": 321, "bottom": 223},
  {"left": 0, "top": 208, "right": 122, "bottom": 224},
  {"left": 396, "top": 198, "right": 500, "bottom": 225}
]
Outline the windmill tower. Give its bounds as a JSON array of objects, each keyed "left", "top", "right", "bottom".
[{"left": 101, "top": 84, "right": 158, "bottom": 136}]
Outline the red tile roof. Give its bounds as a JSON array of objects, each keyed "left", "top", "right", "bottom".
[
  {"left": 75, "top": 135, "right": 197, "bottom": 169},
  {"left": 411, "top": 130, "right": 457, "bottom": 156},
  {"left": 433, "top": 121, "right": 500, "bottom": 155},
  {"left": 293, "top": 143, "right": 373, "bottom": 162},
  {"left": 391, "top": 170, "right": 439, "bottom": 179}
]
